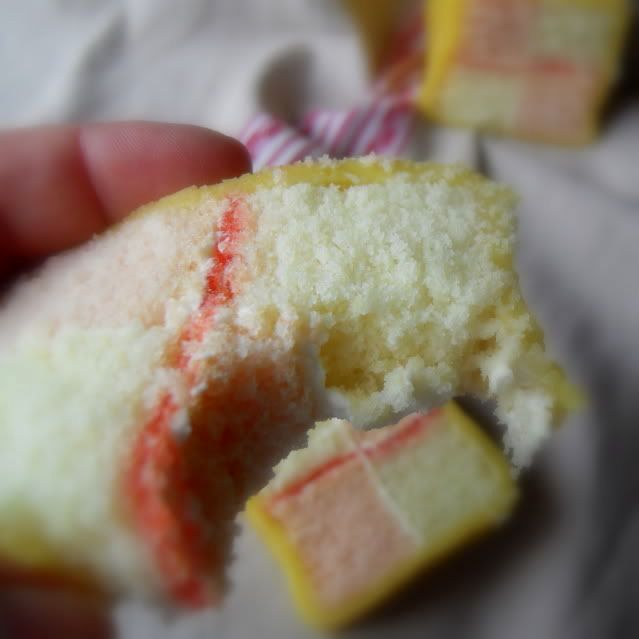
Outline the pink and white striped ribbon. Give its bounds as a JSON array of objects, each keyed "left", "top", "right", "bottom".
[{"left": 239, "top": 5, "right": 425, "bottom": 170}]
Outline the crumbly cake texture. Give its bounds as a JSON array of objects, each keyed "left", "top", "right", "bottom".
[
  {"left": 246, "top": 403, "right": 518, "bottom": 629},
  {"left": 419, "top": 0, "right": 630, "bottom": 145},
  {"left": 0, "top": 157, "right": 577, "bottom": 606}
]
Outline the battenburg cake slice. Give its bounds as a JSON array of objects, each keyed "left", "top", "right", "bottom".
[
  {"left": 247, "top": 403, "right": 518, "bottom": 629},
  {"left": 0, "top": 157, "right": 576, "bottom": 606},
  {"left": 419, "top": 0, "right": 630, "bottom": 144}
]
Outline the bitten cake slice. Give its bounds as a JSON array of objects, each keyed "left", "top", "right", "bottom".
[
  {"left": 246, "top": 403, "right": 518, "bottom": 629},
  {"left": 0, "top": 157, "right": 577, "bottom": 606}
]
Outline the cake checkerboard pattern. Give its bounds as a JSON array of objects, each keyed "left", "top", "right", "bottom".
[
  {"left": 247, "top": 404, "right": 518, "bottom": 629},
  {"left": 420, "top": 0, "right": 630, "bottom": 144}
]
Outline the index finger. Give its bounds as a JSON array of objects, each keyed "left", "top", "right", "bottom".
[{"left": 0, "top": 122, "right": 251, "bottom": 274}]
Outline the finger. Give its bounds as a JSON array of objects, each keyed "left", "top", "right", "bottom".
[
  {"left": 0, "top": 588, "right": 113, "bottom": 639},
  {"left": 78, "top": 121, "right": 252, "bottom": 223},
  {"left": 0, "top": 565, "right": 113, "bottom": 639},
  {"left": 0, "top": 122, "right": 251, "bottom": 264}
]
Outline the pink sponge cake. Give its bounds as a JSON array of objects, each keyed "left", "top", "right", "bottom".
[
  {"left": 0, "top": 158, "right": 578, "bottom": 606},
  {"left": 246, "top": 403, "right": 518, "bottom": 629}
]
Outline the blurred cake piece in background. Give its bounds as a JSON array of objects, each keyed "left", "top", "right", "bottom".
[
  {"left": 419, "top": 0, "right": 631, "bottom": 144},
  {"left": 246, "top": 403, "right": 518, "bottom": 629}
]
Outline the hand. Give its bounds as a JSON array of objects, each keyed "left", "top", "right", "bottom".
[{"left": 0, "top": 121, "right": 251, "bottom": 638}]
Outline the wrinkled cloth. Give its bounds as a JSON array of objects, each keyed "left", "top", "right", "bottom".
[{"left": 1, "top": 2, "right": 638, "bottom": 638}]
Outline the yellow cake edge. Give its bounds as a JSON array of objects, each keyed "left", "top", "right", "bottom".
[
  {"left": 418, "top": 0, "right": 466, "bottom": 119},
  {"left": 122, "top": 157, "right": 513, "bottom": 228}
]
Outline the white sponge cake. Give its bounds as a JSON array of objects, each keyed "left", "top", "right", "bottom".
[{"left": 0, "top": 157, "right": 578, "bottom": 606}]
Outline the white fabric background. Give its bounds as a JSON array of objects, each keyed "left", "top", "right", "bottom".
[{"left": 1, "top": 2, "right": 638, "bottom": 637}]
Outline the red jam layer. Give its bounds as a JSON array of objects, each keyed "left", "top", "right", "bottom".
[{"left": 125, "top": 197, "right": 249, "bottom": 607}]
